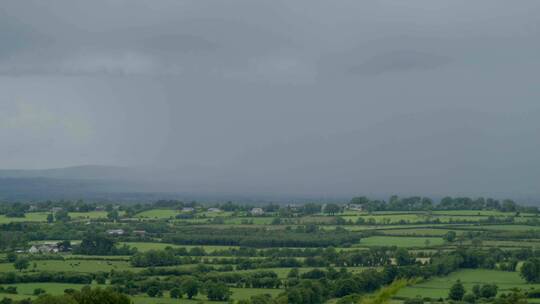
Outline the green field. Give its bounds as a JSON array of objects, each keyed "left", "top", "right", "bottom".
[
  {"left": 473, "top": 224, "right": 540, "bottom": 231},
  {"left": 0, "top": 259, "right": 133, "bottom": 273},
  {"left": 431, "top": 210, "right": 530, "bottom": 216},
  {"left": 397, "top": 269, "right": 539, "bottom": 299},
  {"left": 135, "top": 209, "right": 179, "bottom": 219},
  {"left": 69, "top": 211, "right": 118, "bottom": 220},
  {"left": 357, "top": 236, "right": 445, "bottom": 248},
  {"left": 223, "top": 217, "right": 275, "bottom": 225},
  {"left": 121, "top": 242, "right": 239, "bottom": 253},
  {"left": 0, "top": 212, "right": 49, "bottom": 223},
  {"left": 342, "top": 214, "right": 426, "bottom": 224},
  {"left": 478, "top": 240, "right": 540, "bottom": 249},
  {"left": 0, "top": 211, "right": 120, "bottom": 224},
  {"left": 378, "top": 228, "right": 462, "bottom": 236},
  {"left": 3, "top": 204, "right": 540, "bottom": 304},
  {"left": 2, "top": 283, "right": 96, "bottom": 296}
]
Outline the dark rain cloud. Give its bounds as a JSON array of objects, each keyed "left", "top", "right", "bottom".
[
  {"left": 350, "top": 51, "right": 452, "bottom": 75},
  {"left": 1, "top": 0, "right": 540, "bottom": 199}
]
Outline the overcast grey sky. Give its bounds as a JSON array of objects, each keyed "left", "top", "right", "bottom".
[{"left": 1, "top": 0, "right": 540, "bottom": 197}]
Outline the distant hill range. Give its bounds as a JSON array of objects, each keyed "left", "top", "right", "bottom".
[
  {"left": 0, "top": 165, "right": 139, "bottom": 180},
  {"left": 0, "top": 165, "right": 311, "bottom": 203},
  {"left": 0, "top": 165, "right": 172, "bottom": 202}
]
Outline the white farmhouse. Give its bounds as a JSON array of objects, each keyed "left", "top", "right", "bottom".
[
  {"left": 28, "top": 243, "right": 60, "bottom": 254},
  {"left": 250, "top": 208, "right": 264, "bottom": 216},
  {"left": 106, "top": 229, "right": 125, "bottom": 236}
]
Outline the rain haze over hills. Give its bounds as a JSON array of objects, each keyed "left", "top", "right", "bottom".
[{"left": 1, "top": 0, "right": 540, "bottom": 202}]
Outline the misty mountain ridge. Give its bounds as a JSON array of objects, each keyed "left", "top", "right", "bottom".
[
  {"left": 0, "top": 162, "right": 539, "bottom": 205},
  {"left": 0, "top": 165, "right": 344, "bottom": 202},
  {"left": 0, "top": 165, "right": 135, "bottom": 180}
]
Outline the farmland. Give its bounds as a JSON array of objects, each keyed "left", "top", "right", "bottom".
[
  {"left": 1, "top": 197, "right": 540, "bottom": 304},
  {"left": 397, "top": 269, "right": 540, "bottom": 299},
  {"left": 356, "top": 236, "right": 445, "bottom": 248}
]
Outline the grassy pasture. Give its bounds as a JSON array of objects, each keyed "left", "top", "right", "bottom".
[
  {"left": 0, "top": 212, "right": 49, "bottom": 223},
  {"left": 223, "top": 217, "right": 276, "bottom": 225},
  {"left": 341, "top": 214, "right": 490, "bottom": 224},
  {"left": 0, "top": 211, "right": 119, "bottom": 224},
  {"left": 397, "top": 269, "right": 539, "bottom": 299},
  {"left": 3, "top": 283, "right": 94, "bottom": 296},
  {"left": 320, "top": 225, "right": 378, "bottom": 231},
  {"left": 69, "top": 211, "right": 115, "bottom": 220},
  {"left": 229, "top": 287, "right": 283, "bottom": 301},
  {"left": 199, "top": 211, "right": 234, "bottom": 218},
  {"left": 357, "top": 236, "right": 445, "bottom": 248},
  {"left": 174, "top": 218, "right": 215, "bottom": 224},
  {"left": 378, "top": 228, "right": 462, "bottom": 236},
  {"left": 477, "top": 240, "right": 540, "bottom": 249},
  {"left": 365, "top": 211, "right": 420, "bottom": 215},
  {"left": 31, "top": 240, "right": 82, "bottom": 245},
  {"left": 342, "top": 214, "right": 425, "bottom": 224},
  {"left": 0, "top": 259, "right": 133, "bottom": 273},
  {"left": 472, "top": 224, "right": 540, "bottom": 231},
  {"left": 338, "top": 211, "right": 533, "bottom": 225},
  {"left": 5, "top": 207, "right": 540, "bottom": 304},
  {"left": 121, "top": 242, "right": 239, "bottom": 253},
  {"left": 0, "top": 294, "right": 37, "bottom": 301},
  {"left": 135, "top": 209, "right": 179, "bottom": 219},
  {"left": 431, "top": 210, "right": 531, "bottom": 216},
  {"left": 67, "top": 255, "right": 130, "bottom": 260}
]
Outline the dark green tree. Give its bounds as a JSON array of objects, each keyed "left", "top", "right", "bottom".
[
  {"left": 146, "top": 286, "right": 162, "bottom": 297},
  {"left": 76, "top": 234, "right": 116, "bottom": 255},
  {"left": 204, "top": 282, "right": 231, "bottom": 301},
  {"left": 394, "top": 248, "right": 414, "bottom": 266},
  {"left": 444, "top": 231, "right": 457, "bottom": 242},
  {"left": 107, "top": 210, "right": 119, "bottom": 222},
  {"left": 324, "top": 203, "right": 341, "bottom": 215},
  {"left": 463, "top": 293, "right": 476, "bottom": 303},
  {"left": 6, "top": 252, "right": 17, "bottom": 263},
  {"left": 13, "top": 257, "right": 30, "bottom": 272},
  {"left": 33, "top": 288, "right": 46, "bottom": 296},
  {"left": 472, "top": 284, "right": 481, "bottom": 297},
  {"left": 169, "top": 288, "right": 183, "bottom": 299},
  {"left": 287, "top": 268, "right": 299, "bottom": 278},
  {"left": 521, "top": 258, "right": 540, "bottom": 283},
  {"left": 182, "top": 278, "right": 199, "bottom": 299},
  {"left": 33, "top": 295, "right": 77, "bottom": 304},
  {"left": 302, "top": 203, "right": 322, "bottom": 215},
  {"left": 403, "top": 298, "right": 423, "bottom": 304},
  {"left": 480, "top": 284, "right": 498, "bottom": 298},
  {"left": 55, "top": 210, "right": 71, "bottom": 222},
  {"left": 448, "top": 280, "right": 465, "bottom": 301},
  {"left": 72, "top": 287, "right": 131, "bottom": 304},
  {"left": 334, "top": 278, "right": 357, "bottom": 297}
]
